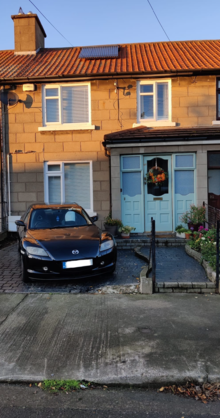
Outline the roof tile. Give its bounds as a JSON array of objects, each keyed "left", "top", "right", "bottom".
[{"left": 1, "top": 39, "right": 220, "bottom": 80}]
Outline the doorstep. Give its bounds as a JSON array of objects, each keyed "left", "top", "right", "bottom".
[{"left": 116, "top": 235, "right": 187, "bottom": 249}]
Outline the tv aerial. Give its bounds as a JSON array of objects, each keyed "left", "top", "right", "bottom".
[{"left": 0, "top": 91, "right": 19, "bottom": 107}]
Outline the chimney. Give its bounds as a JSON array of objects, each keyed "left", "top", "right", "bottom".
[{"left": 11, "top": 12, "right": 47, "bottom": 55}]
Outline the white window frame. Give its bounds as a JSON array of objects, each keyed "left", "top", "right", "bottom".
[
  {"left": 44, "top": 161, "right": 95, "bottom": 216},
  {"left": 39, "top": 83, "right": 95, "bottom": 132},
  {"left": 133, "top": 79, "right": 176, "bottom": 127}
]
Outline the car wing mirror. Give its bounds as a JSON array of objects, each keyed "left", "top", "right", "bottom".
[
  {"left": 91, "top": 215, "right": 98, "bottom": 223},
  {"left": 15, "top": 220, "right": 26, "bottom": 228}
]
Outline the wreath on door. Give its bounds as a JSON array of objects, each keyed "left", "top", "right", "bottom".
[{"left": 146, "top": 166, "right": 168, "bottom": 186}]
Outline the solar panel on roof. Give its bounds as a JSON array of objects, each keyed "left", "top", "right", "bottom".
[{"left": 79, "top": 46, "right": 118, "bottom": 59}]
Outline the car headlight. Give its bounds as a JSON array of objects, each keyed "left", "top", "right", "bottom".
[
  {"left": 100, "top": 240, "right": 114, "bottom": 252},
  {"left": 26, "top": 246, "right": 49, "bottom": 257}
]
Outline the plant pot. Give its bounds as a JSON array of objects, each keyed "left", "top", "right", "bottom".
[
  {"left": 176, "top": 232, "right": 185, "bottom": 238},
  {"left": 121, "top": 232, "right": 130, "bottom": 239},
  {"left": 185, "top": 233, "right": 191, "bottom": 239},
  {"left": 104, "top": 224, "right": 118, "bottom": 237}
]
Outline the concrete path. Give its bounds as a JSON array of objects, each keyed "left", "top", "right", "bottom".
[{"left": 0, "top": 293, "right": 219, "bottom": 385}]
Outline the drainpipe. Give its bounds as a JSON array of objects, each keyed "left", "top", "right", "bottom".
[
  {"left": 0, "top": 96, "right": 8, "bottom": 232},
  {"left": 7, "top": 154, "right": 11, "bottom": 216}
]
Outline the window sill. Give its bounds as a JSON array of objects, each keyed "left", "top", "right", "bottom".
[
  {"left": 133, "top": 121, "right": 177, "bottom": 128},
  {"left": 39, "top": 124, "right": 96, "bottom": 132},
  {"left": 212, "top": 121, "right": 220, "bottom": 125},
  {"left": 87, "top": 210, "right": 97, "bottom": 217}
]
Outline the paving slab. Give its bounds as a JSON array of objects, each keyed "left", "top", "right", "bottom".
[
  {"left": 0, "top": 294, "right": 26, "bottom": 325},
  {"left": 141, "top": 246, "right": 208, "bottom": 283},
  {"left": 0, "top": 293, "right": 219, "bottom": 385},
  {"left": 0, "top": 245, "right": 145, "bottom": 293}
]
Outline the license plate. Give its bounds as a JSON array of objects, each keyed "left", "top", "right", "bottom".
[{"left": 62, "top": 259, "right": 93, "bottom": 269}]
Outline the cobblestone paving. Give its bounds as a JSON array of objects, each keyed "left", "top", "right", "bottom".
[
  {"left": 0, "top": 244, "right": 145, "bottom": 293},
  {"left": 141, "top": 246, "right": 209, "bottom": 282}
]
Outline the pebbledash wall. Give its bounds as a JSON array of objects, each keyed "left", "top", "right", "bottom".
[{"left": 7, "top": 74, "right": 219, "bottom": 228}]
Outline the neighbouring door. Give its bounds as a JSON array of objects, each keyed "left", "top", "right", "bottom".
[
  {"left": 121, "top": 155, "right": 144, "bottom": 233},
  {"left": 144, "top": 156, "right": 172, "bottom": 232},
  {"left": 173, "top": 154, "right": 196, "bottom": 228}
]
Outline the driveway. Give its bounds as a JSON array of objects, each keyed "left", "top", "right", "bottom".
[{"left": 0, "top": 244, "right": 144, "bottom": 293}]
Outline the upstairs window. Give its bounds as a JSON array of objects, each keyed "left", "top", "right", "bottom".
[
  {"left": 42, "top": 83, "right": 91, "bottom": 128},
  {"left": 137, "top": 80, "right": 172, "bottom": 123}
]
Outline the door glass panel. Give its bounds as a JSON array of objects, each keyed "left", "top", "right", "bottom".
[
  {"left": 175, "top": 155, "right": 193, "bottom": 167},
  {"left": 123, "top": 156, "right": 140, "bottom": 170},
  {"left": 48, "top": 176, "right": 61, "bottom": 203},
  {"left": 122, "top": 172, "right": 141, "bottom": 197},
  {"left": 147, "top": 158, "right": 168, "bottom": 196},
  {"left": 175, "top": 171, "right": 194, "bottom": 195}
]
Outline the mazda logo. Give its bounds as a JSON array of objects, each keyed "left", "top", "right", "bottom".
[{"left": 72, "top": 250, "right": 79, "bottom": 255}]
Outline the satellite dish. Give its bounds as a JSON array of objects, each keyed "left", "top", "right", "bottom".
[{"left": 0, "top": 91, "right": 19, "bottom": 106}]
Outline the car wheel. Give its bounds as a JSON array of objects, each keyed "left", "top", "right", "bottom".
[
  {"left": 21, "top": 256, "right": 29, "bottom": 283},
  {"left": 17, "top": 238, "right": 20, "bottom": 252}
]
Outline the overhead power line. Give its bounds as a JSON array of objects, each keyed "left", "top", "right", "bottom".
[
  {"left": 28, "top": 0, "right": 74, "bottom": 47},
  {"left": 146, "top": 0, "right": 171, "bottom": 42}
]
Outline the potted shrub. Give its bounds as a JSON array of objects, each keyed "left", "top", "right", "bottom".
[
  {"left": 185, "top": 229, "right": 192, "bottom": 239},
  {"left": 118, "top": 225, "right": 136, "bottom": 239},
  {"left": 176, "top": 226, "right": 188, "bottom": 238},
  {"left": 181, "top": 205, "right": 206, "bottom": 231},
  {"left": 104, "top": 214, "right": 122, "bottom": 237}
]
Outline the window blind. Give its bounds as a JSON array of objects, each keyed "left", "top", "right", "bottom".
[
  {"left": 64, "top": 163, "right": 90, "bottom": 208},
  {"left": 62, "top": 86, "right": 89, "bottom": 124}
]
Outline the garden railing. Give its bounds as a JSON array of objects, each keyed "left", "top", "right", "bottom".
[
  {"left": 148, "top": 217, "right": 156, "bottom": 293},
  {"left": 216, "top": 220, "right": 220, "bottom": 294}
]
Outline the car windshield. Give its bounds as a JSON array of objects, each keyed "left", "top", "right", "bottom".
[{"left": 29, "top": 208, "right": 92, "bottom": 230}]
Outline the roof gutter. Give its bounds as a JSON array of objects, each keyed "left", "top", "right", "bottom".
[
  {"left": 0, "top": 70, "right": 198, "bottom": 85},
  {"left": 103, "top": 136, "right": 220, "bottom": 148}
]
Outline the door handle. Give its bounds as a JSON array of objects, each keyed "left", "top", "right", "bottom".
[{"left": 124, "top": 197, "right": 126, "bottom": 200}]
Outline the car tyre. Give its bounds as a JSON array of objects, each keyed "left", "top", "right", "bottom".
[
  {"left": 21, "top": 256, "right": 29, "bottom": 283},
  {"left": 17, "top": 238, "right": 20, "bottom": 252}
]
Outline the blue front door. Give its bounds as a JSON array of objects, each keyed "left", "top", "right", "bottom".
[
  {"left": 144, "top": 156, "right": 172, "bottom": 232},
  {"left": 121, "top": 155, "right": 144, "bottom": 233}
]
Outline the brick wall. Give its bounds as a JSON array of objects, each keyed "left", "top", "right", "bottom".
[
  {"left": 6, "top": 75, "right": 219, "bottom": 228},
  {"left": 172, "top": 76, "right": 216, "bottom": 126},
  {"left": 6, "top": 79, "right": 136, "bottom": 227}
]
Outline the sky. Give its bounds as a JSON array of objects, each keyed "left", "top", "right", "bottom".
[{"left": 1, "top": 0, "right": 220, "bottom": 50}]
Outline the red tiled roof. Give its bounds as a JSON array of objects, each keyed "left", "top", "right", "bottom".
[{"left": 1, "top": 40, "right": 220, "bottom": 80}]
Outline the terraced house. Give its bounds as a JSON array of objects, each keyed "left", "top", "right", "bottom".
[{"left": 1, "top": 11, "right": 220, "bottom": 233}]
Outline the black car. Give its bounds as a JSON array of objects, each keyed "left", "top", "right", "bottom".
[{"left": 15, "top": 204, "right": 117, "bottom": 282}]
